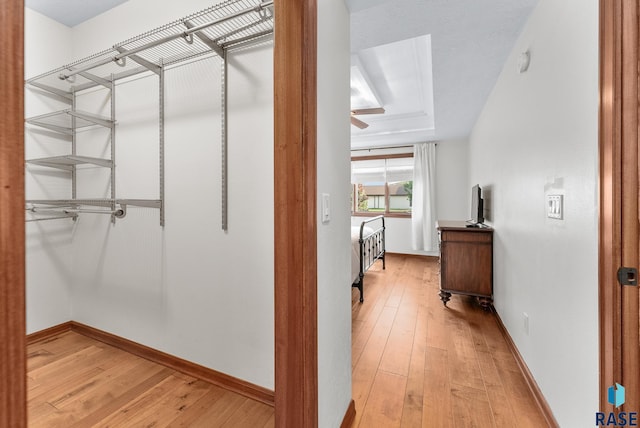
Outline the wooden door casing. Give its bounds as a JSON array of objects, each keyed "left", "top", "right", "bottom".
[
  {"left": 273, "top": 0, "right": 319, "bottom": 426},
  {"left": 0, "top": 0, "right": 26, "bottom": 426},
  {"left": 599, "top": 0, "right": 640, "bottom": 413}
]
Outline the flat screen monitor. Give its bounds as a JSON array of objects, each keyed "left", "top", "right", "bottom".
[{"left": 471, "top": 184, "right": 484, "bottom": 225}]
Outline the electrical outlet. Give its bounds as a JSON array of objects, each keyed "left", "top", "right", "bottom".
[{"left": 523, "top": 312, "right": 529, "bottom": 335}]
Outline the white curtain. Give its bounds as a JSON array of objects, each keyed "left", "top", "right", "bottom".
[{"left": 411, "top": 143, "right": 437, "bottom": 251}]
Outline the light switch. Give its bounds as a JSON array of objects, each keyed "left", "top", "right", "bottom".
[
  {"left": 322, "top": 193, "right": 330, "bottom": 223},
  {"left": 547, "top": 194, "right": 563, "bottom": 219}
]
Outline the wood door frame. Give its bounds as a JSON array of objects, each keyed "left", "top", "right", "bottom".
[
  {"left": 599, "top": 0, "right": 640, "bottom": 412},
  {"left": 1, "top": 0, "right": 320, "bottom": 426},
  {"left": 0, "top": 0, "right": 26, "bottom": 426},
  {"left": 273, "top": 0, "right": 319, "bottom": 426}
]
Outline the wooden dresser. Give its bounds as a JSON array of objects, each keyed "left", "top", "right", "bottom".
[{"left": 436, "top": 220, "right": 493, "bottom": 309}]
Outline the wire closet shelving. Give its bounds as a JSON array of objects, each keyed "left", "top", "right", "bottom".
[{"left": 25, "top": 0, "right": 274, "bottom": 227}]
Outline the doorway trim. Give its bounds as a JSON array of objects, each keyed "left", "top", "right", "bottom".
[
  {"left": 0, "top": 0, "right": 26, "bottom": 426},
  {"left": 273, "top": 0, "right": 319, "bottom": 425},
  {"left": 598, "top": 0, "right": 640, "bottom": 412}
]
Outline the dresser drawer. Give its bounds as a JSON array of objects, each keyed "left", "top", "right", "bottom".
[{"left": 440, "top": 230, "right": 492, "bottom": 244}]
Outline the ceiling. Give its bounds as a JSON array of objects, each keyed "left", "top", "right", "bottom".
[
  {"left": 25, "top": 0, "right": 539, "bottom": 148},
  {"left": 25, "top": 0, "right": 130, "bottom": 27},
  {"left": 350, "top": 34, "right": 435, "bottom": 148},
  {"left": 347, "top": 0, "right": 539, "bottom": 148}
]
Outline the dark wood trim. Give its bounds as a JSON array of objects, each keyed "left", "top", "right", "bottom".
[
  {"left": 598, "top": 0, "right": 617, "bottom": 411},
  {"left": 350, "top": 153, "right": 414, "bottom": 161},
  {"left": 0, "top": 0, "right": 26, "bottom": 426},
  {"left": 493, "top": 312, "right": 559, "bottom": 427},
  {"left": 618, "top": 0, "right": 640, "bottom": 410},
  {"left": 340, "top": 399, "right": 356, "bottom": 428},
  {"left": 273, "top": 0, "right": 319, "bottom": 426},
  {"left": 598, "top": 0, "right": 626, "bottom": 412},
  {"left": 26, "top": 322, "right": 73, "bottom": 344},
  {"left": 28, "top": 322, "right": 276, "bottom": 406}
]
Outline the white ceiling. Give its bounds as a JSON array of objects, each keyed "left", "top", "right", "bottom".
[
  {"left": 348, "top": 0, "right": 539, "bottom": 148},
  {"left": 25, "top": 0, "right": 130, "bottom": 27},
  {"left": 351, "top": 35, "right": 435, "bottom": 148},
  {"left": 351, "top": 35, "right": 435, "bottom": 149},
  {"left": 25, "top": 0, "right": 539, "bottom": 147}
]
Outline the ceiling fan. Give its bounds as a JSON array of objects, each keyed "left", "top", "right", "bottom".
[{"left": 350, "top": 107, "right": 385, "bottom": 129}]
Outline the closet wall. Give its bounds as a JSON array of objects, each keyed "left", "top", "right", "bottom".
[
  {"left": 25, "top": 0, "right": 275, "bottom": 390},
  {"left": 25, "top": 8, "right": 74, "bottom": 333}
]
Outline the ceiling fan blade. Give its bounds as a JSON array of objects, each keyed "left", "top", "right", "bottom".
[
  {"left": 351, "top": 107, "right": 385, "bottom": 116},
  {"left": 351, "top": 116, "right": 369, "bottom": 129}
]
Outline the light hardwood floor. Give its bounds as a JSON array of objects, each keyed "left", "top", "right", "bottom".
[
  {"left": 28, "top": 253, "right": 549, "bottom": 427},
  {"left": 351, "top": 253, "right": 549, "bottom": 427},
  {"left": 27, "top": 332, "right": 275, "bottom": 427}
]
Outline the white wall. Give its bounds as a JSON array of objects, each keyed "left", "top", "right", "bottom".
[
  {"left": 351, "top": 139, "right": 469, "bottom": 256},
  {"left": 24, "top": 8, "right": 75, "bottom": 333},
  {"left": 468, "top": 0, "right": 599, "bottom": 425},
  {"left": 436, "top": 139, "right": 469, "bottom": 221},
  {"left": 317, "top": 1, "right": 353, "bottom": 426},
  {"left": 25, "top": 0, "right": 274, "bottom": 389}
]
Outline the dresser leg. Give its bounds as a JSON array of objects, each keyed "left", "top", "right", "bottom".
[
  {"left": 439, "top": 290, "right": 451, "bottom": 306},
  {"left": 477, "top": 297, "right": 493, "bottom": 311}
]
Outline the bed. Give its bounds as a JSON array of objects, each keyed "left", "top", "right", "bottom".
[{"left": 352, "top": 215, "right": 386, "bottom": 303}]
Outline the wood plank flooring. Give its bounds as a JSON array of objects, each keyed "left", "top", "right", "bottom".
[
  {"left": 28, "top": 253, "right": 548, "bottom": 427},
  {"left": 27, "top": 332, "right": 274, "bottom": 427},
  {"left": 351, "top": 253, "right": 549, "bottom": 427}
]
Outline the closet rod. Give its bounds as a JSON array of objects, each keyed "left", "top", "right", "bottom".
[
  {"left": 28, "top": 206, "right": 125, "bottom": 216},
  {"left": 59, "top": 0, "right": 274, "bottom": 81},
  {"left": 26, "top": 215, "right": 76, "bottom": 223},
  {"left": 63, "top": 208, "right": 125, "bottom": 216}
]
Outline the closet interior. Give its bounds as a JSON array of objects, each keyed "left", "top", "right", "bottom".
[{"left": 25, "top": 0, "right": 274, "bottom": 228}]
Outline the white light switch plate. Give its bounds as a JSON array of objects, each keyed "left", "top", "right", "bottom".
[
  {"left": 322, "top": 193, "right": 330, "bottom": 223},
  {"left": 547, "top": 194, "right": 563, "bottom": 219}
]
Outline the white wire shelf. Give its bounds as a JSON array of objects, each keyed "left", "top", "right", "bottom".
[
  {"left": 25, "top": 0, "right": 273, "bottom": 96},
  {"left": 25, "top": 109, "right": 115, "bottom": 135},
  {"left": 26, "top": 155, "right": 113, "bottom": 171}
]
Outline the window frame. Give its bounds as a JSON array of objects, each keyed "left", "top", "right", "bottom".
[{"left": 351, "top": 153, "right": 414, "bottom": 218}]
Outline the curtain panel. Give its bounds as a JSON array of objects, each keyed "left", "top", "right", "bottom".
[{"left": 411, "top": 143, "right": 437, "bottom": 251}]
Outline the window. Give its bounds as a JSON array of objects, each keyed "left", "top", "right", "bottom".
[{"left": 351, "top": 155, "right": 413, "bottom": 216}]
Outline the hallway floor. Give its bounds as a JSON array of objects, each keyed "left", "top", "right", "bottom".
[{"left": 350, "top": 253, "right": 550, "bottom": 427}]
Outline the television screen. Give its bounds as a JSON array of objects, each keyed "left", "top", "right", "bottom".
[{"left": 471, "top": 184, "right": 484, "bottom": 225}]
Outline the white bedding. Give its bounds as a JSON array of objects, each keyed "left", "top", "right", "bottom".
[{"left": 351, "top": 226, "right": 374, "bottom": 283}]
